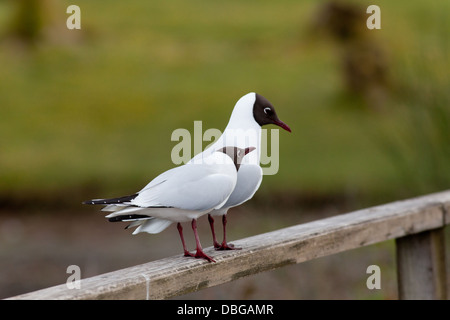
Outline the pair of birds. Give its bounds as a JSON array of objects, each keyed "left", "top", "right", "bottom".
[{"left": 84, "top": 92, "right": 291, "bottom": 262}]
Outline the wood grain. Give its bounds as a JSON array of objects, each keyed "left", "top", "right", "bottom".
[
  {"left": 7, "top": 190, "right": 450, "bottom": 300},
  {"left": 396, "top": 228, "right": 447, "bottom": 299}
]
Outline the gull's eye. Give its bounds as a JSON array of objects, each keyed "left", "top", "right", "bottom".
[{"left": 264, "top": 107, "right": 272, "bottom": 115}]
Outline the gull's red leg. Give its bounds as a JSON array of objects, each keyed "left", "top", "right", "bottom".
[
  {"left": 217, "top": 214, "right": 241, "bottom": 251},
  {"left": 177, "top": 222, "right": 194, "bottom": 257},
  {"left": 208, "top": 214, "right": 221, "bottom": 249},
  {"left": 192, "top": 219, "right": 215, "bottom": 263}
]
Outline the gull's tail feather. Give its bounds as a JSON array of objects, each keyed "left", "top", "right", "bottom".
[
  {"left": 108, "top": 214, "right": 172, "bottom": 234},
  {"left": 132, "top": 218, "right": 173, "bottom": 234},
  {"left": 83, "top": 192, "right": 173, "bottom": 234},
  {"left": 103, "top": 207, "right": 172, "bottom": 234},
  {"left": 82, "top": 193, "right": 139, "bottom": 205}
]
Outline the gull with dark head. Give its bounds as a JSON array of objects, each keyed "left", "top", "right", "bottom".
[
  {"left": 190, "top": 92, "right": 291, "bottom": 250},
  {"left": 84, "top": 146, "right": 255, "bottom": 262}
]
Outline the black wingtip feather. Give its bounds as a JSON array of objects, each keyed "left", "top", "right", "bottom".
[
  {"left": 108, "top": 214, "right": 150, "bottom": 222},
  {"left": 82, "top": 193, "right": 139, "bottom": 205}
]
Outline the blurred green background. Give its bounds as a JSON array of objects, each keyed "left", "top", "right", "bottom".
[{"left": 0, "top": 0, "right": 449, "bottom": 299}]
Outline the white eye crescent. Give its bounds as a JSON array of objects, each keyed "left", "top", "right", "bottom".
[{"left": 264, "top": 107, "right": 271, "bottom": 114}]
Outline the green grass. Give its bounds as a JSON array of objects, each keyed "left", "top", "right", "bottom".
[{"left": 0, "top": 0, "right": 449, "bottom": 204}]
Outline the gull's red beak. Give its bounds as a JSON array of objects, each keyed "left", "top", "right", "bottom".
[{"left": 273, "top": 119, "right": 291, "bottom": 133}]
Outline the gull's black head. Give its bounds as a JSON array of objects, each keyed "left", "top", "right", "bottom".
[
  {"left": 252, "top": 93, "right": 291, "bottom": 132},
  {"left": 218, "top": 146, "right": 256, "bottom": 171}
]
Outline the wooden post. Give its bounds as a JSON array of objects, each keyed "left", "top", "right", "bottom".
[{"left": 396, "top": 228, "right": 447, "bottom": 300}]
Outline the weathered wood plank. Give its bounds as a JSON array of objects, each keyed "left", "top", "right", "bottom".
[
  {"left": 7, "top": 190, "right": 450, "bottom": 300},
  {"left": 396, "top": 228, "right": 447, "bottom": 300}
]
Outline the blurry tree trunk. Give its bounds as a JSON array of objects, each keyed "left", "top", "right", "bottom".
[
  {"left": 9, "top": 0, "right": 46, "bottom": 44},
  {"left": 5, "top": 0, "right": 85, "bottom": 48},
  {"left": 311, "top": 1, "right": 390, "bottom": 111},
  {"left": 6, "top": 0, "right": 67, "bottom": 47}
]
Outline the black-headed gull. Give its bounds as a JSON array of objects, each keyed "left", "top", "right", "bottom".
[
  {"left": 83, "top": 146, "right": 255, "bottom": 262},
  {"left": 190, "top": 92, "right": 291, "bottom": 250}
]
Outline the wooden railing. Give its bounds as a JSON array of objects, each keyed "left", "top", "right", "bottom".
[{"left": 7, "top": 190, "right": 450, "bottom": 300}]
